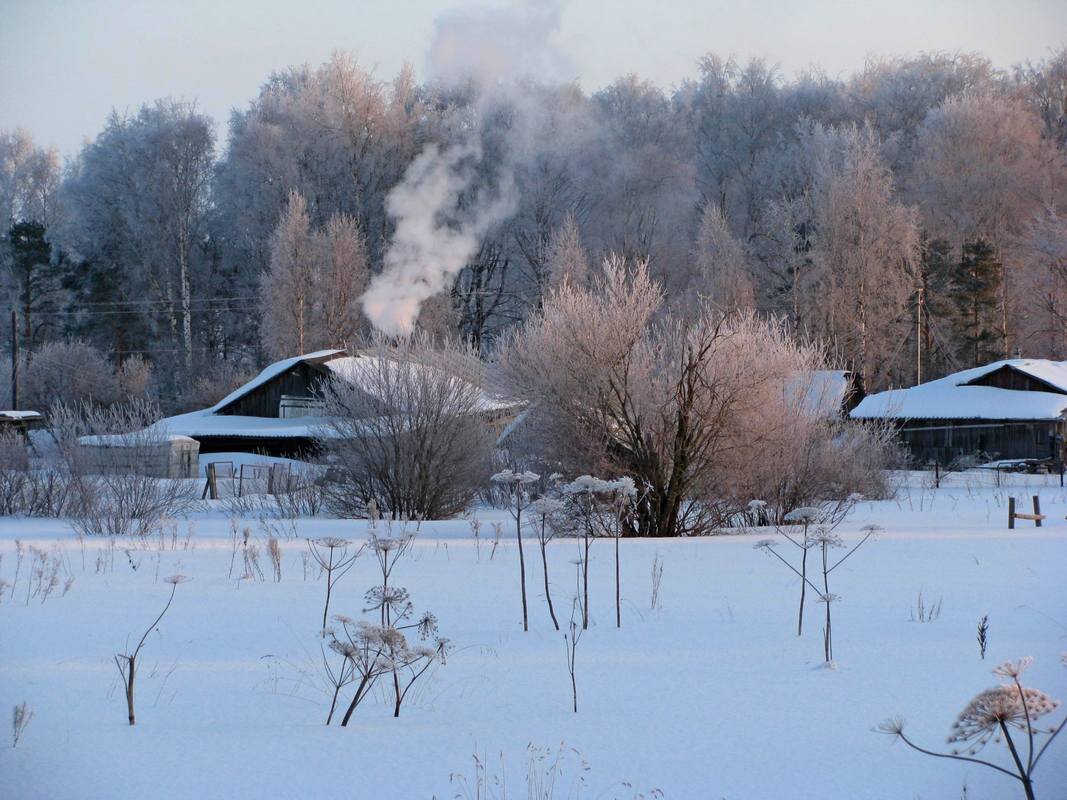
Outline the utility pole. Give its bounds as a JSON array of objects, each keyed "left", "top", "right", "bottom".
[
  {"left": 10, "top": 310, "right": 18, "bottom": 410},
  {"left": 916, "top": 286, "right": 923, "bottom": 385}
]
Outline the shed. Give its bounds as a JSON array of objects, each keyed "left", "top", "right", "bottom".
[
  {"left": 0, "top": 410, "right": 45, "bottom": 438},
  {"left": 78, "top": 434, "right": 200, "bottom": 479},
  {"left": 849, "top": 359, "right": 1067, "bottom": 463}
]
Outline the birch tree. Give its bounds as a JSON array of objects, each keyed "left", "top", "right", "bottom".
[
  {"left": 260, "top": 191, "right": 317, "bottom": 359},
  {"left": 806, "top": 124, "right": 920, "bottom": 390}
]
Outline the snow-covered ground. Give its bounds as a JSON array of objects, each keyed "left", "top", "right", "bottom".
[{"left": 1, "top": 471, "right": 1066, "bottom": 799}]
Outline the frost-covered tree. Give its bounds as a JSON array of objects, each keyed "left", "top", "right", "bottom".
[
  {"left": 693, "top": 201, "right": 755, "bottom": 312},
  {"left": 318, "top": 212, "right": 370, "bottom": 348},
  {"left": 1014, "top": 47, "right": 1067, "bottom": 147},
  {"left": 501, "top": 256, "right": 844, "bottom": 537},
  {"left": 56, "top": 101, "right": 215, "bottom": 371},
  {"left": 913, "top": 92, "right": 1059, "bottom": 356},
  {"left": 545, "top": 213, "right": 591, "bottom": 292},
  {"left": 1019, "top": 210, "right": 1067, "bottom": 358},
  {"left": 804, "top": 123, "right": 921, "bottom": 390},
  {"left": 260, "top": 197, "right": 372, "bottom": 358},
  {"left": 260, "top": 191, "right": 316, "bottom": 358},
  {"left": 0, "top": 129, "right": 60, "bottom": 228}
]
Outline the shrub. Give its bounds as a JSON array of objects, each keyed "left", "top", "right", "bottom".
[
  {"left": 49, "top": 398, "right": 195, "bottom": 536},
  {"left": 317, "top": 333, "right": 495, "bottom": 519},
  {"left": 501, "top": 256, "right": 887, "bottom": 536},
  {"left": 21, "top": 339, "right": 152, "bottom": 410},
  {"left": 177, "top": 357, "right": 258, "bottom": 412}
]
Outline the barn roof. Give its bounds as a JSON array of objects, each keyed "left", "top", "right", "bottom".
[
  {"left": 152, "top": 348, "right": 521, "bottom": 441},
  {"left": 850, "top": 359, "right": 1067, "bottom": 421},
  {"left": 789, "top": 370, "right": 854, "bottom": 417},
  {"left": 323, "top": 355, "right": 518, "bottom": 413}
]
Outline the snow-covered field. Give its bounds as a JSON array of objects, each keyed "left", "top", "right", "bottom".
[{"left": 1, "top": 471, "right": 1066, "bottom": 799}]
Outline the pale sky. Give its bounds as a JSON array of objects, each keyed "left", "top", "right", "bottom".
[{"left": 2, "top": 0, "right": 1065, "bottom": 156}]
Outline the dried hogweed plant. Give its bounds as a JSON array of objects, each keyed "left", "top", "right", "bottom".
[
  {"left": 755, "top": 523, "right": 878, "bottom": 664},
  {"left": 307, "top": 536, "right": 362, "bottom": 631},
  {"left": 527, "top": 496, "right": 564, "bottom": 630},
  {"left": 879, "top": 656, "right": 1065, "bottom": 800},
  {"left": 114, "top": 575, "right": 189, "bottom": 725},
  {"left": 490, "top": 469, "right": 541, "bottom": 632}
]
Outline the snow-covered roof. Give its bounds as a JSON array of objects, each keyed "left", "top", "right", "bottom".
[
  {"left": 80, "top": 433, "right": 198, "bottom": 447},
  {"left": 209, "top": 349, "right": 345, "bottom": 413},
  {"left": 850, "top": 359, "right": 1067, "bottom": 421},
  {"left": 150, "top": 413, "right": 334, "bottom": 440},
  {"left": 150, "top": 349, "right": 521, "bottom": 441},
  {"left": 789, "top": 370, "right": 852, "bottom": 417},
  {"left": 0, "top": 410, "right": 42, "bottom": 420},
  {"left": 324, "top": 355, "right": 519, "bottom": 414}
]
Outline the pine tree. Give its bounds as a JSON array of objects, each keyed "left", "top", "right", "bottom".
[
  {"left": 916, "top": 238, "right": 956, "bottom": 378},
  {"left": 7, "top": 221, "right": 64, "bottom": 351},
  {"left": 952, "top": 240, "right": 1003, "bottom": 367}
]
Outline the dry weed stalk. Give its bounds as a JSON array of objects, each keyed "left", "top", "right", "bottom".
[
  {"left": 491, "top": 469, "right": 540, "bottom": 632},
  {"left": 308, "top": 537, "right": 362, "bottom": 631},
  {"left": 114, "top": 575, "right": 189, "bottom": 725},
  {"left": 11, "top": 702, "right": 32, "bottom": 747}
]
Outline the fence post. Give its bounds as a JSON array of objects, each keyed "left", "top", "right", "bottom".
[
  {"left": 1008, "top": 496, "right": 1015, "bottom": 529},
  {"left": 1033, "top": 495, "right": 1042, "bottom": 528}
]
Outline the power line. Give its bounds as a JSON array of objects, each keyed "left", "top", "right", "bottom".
[
  {"left": 58, "top": 295, "right": 259, "bottom": 308},
  {"left": 32, "top": 306, "right": 259, "bottom": 318}
]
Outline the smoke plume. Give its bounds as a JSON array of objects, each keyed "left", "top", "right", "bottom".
[{"left": 361, "top": 1, "right": 571, "bottom": 335}]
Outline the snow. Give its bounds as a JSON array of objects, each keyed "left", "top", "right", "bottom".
[
  {"left": 852, "top": 359, "right": 1067, "bottom": 421},
  {"left": 1, "top": 472, "right": 1066, "bottom": 799},
  {"left": 152, "top": 412, "right": 332, "bottom": 440}
]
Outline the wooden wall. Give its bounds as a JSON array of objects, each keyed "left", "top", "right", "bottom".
[
  {"left": 217, "top": 362, "right": 332, "bottom": 418},
  {"left": 897, "top": 418, "right": 1064, "bottom": 463}
]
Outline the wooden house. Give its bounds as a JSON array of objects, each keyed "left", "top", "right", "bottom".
[
  {"left": 152, "top": 349, "right": 523, "bottom": 458},
  {"left": 849, "top": 359, "right": 1067, "bottom": 464}
]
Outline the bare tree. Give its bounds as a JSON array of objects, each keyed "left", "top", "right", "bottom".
[
  {"left": 501, "top": 257, "right": 838, "bottom": 537},
  {"left": 318, "top": 333, "right": 497, "bottom": 520},
  {"left": 50, "top": 398, "right": 195, "bottom": 537}
]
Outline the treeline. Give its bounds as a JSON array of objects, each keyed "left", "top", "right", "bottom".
[{"left": 1, "top": 49, "right": 1066, "bottom": 411}]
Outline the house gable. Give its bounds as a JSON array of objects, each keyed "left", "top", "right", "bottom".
[
  {"left": 960, "top": 364, "right": 1067, "bottom": 395},
  {"left": 214, "top": 350, "right": 347, "bottom": 418}
]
